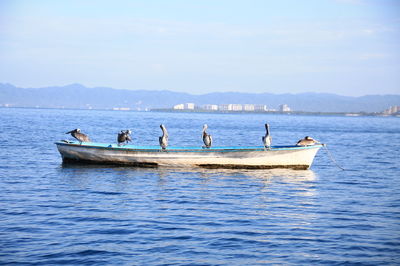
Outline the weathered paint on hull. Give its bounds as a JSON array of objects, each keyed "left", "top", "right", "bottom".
[{"left": 56, "top": 142, "right": 322, "bottom": 170}]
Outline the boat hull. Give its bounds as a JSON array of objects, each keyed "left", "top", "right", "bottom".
[{"left": 55, "top": 142, "right": 322, "bottom": 170}]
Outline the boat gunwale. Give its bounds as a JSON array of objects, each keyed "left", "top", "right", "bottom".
[{"left": 55, "top": 141, "right": 323, "bottom": 153}]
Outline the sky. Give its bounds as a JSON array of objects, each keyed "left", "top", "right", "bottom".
[{"left": 0, "top": 0, "right": 399, "bottom": 96}]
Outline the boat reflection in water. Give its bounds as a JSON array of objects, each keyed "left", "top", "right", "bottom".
[
  {"left": 59, "top": 163, "right": 316, "bottom": 188},
  {"left": 58, "top": 164, "right": 318, "bottom": 229}
]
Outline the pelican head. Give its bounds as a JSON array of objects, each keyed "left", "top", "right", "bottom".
[
  {"left": 160, "top": 124, "right": 168, "bottom": 135},
  {"left": 66, "top": 128, "right": 80, "bottom": 134}
]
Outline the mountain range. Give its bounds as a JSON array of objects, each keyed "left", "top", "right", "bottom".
[{"left": 0, "top": 83, "right": 399, "bottom": 113}]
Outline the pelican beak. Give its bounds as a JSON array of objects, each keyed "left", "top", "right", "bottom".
[{"left": 66, "top": 130, "right": 72, "bottom": 134}]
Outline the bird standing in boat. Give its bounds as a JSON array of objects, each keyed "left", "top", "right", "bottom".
[
  {"left": 66, "top": 128, "right": 91, "bottom": 144},
  {"left": 296, "top": 136, "right": 318, "bottom": 146},
  {"left": 202, "top": 124, "right": 212, "bottom": 148},
  {"left": 117, "top": 130, "right": 132, "bottom": 146},
  {"left": 262, "top": 123, "right": 272, "bottom": 149},
  {"left": 159, "top": 124, "right": 168, "bottom": 150}
]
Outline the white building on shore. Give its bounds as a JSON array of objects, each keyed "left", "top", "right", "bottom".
[
  {"left": 172, "top": 103, "right": 274, "bottom": 112},
  {"left": 173, "top": 104, "right": 184, "bottom": 110},
  {"left": 231, "top": 104, "right": 243, "bottom": 111},
  {"left": 173, "top": 103, "right": 195, "bottom": 110},
  {"left": 203, "top": 104, "right": 218, "bottom": 111},
  {"left": 218, "top": 104, "right": 233, "bottom": 111},
  {"left": 279, "top": 104, "right": 291, "bottom": 112},
  {"left": 383, "top": 106, "right": 400, "bottom": 115},
  {"left": 254, "top": 105, "right": 268, "bottom": 111},
  {"left": 244, "top": 104, "right": 255, "bottom": 111}
]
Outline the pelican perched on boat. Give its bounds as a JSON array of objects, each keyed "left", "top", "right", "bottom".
[
  {"left": 296, "top": 136, "right": 319, "bottom": 146},
  {"left": 117, "top": 130, "right": 132, "bottom": 146},
  {"left": 202, "top": 124, "right": 212, "bottom": 148},
  {"left": 66, "top": 128, "right": 91, "bottom": 144},
  {"left": 262, "top": 123, "right": 272, "bottom": 149},
  {"left": 159, "top": 124, "right": 168, "bottom": 150}
]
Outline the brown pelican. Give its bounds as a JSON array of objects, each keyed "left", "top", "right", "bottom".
[
  {"left": 202, "top": 124, "right": 212, "bottom": 148},
  {"left": 117, "top": 130, "right": 132, "bottom": 146},
  {"left": 262, "top": 123, "right": 272, "bottom": 149},
  {"left": 159, "top": 124, "right": 168, "bottom": 150},
  {"left": 296, "top": 136, "right": 318, "bottom": 146},
  {"left": 66, "top": 128, "right": 91, "bottom": 144}
]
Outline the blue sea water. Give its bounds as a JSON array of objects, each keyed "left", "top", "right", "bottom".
[{"left": 0, "top": 107, "right": 399, "bottom": 265}]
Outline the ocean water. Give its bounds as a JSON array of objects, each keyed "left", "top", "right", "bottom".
[{"left": 0, "top": 108, "right": 399, "bottom": 265}]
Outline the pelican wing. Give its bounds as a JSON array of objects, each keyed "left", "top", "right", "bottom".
[
  {"left": 83, "top": 135, "right": 91, "bottom": 142},
  {"left": 74, "top": 132, "right": 90, "bottom": 142},
  {"left": 263, "top": 135, "right": 271, "bottom": 147},
  {"left": 203, "top": 134, "right": 212, "bottom": 147},
  {"left": 117, "top": 133, "right": 125, "bottom": 143}
]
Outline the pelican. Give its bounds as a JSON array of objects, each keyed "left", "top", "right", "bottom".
[
  {"left": 117, "top": 130, "right": 132, "bottom": 146},
  {"left": 296, "top": 136, "right": 318, "bottom": 146},
  {"left": 66, "top": 128, "right": 91, "bottom": 144},
  {"left": 262, "top": 123, "right": 272, "bottom": 149},
  {"left": 202, "top": 124, "right": 212, "bottom": 148},
  {"left": 159, "top": 124, "right": 168, "bottom": 150}
]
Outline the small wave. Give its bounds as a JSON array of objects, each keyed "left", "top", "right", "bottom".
[{"left": 89, "top": 191, "right": 125, "bottom": 195}]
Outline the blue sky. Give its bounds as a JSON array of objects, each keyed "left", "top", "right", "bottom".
[{"left": 0, "top": 0, "right": 399, "bottom": 95}]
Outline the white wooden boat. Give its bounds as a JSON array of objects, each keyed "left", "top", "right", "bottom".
[{"left": 55, "top": 141, "right": 322, "bottom": 170}]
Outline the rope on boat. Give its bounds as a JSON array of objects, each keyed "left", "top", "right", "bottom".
[{"left": 322, "top": 144, "right": 346, "bottom": 171}]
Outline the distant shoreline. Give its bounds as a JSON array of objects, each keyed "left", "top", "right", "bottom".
[
  {"left": 150, "top": 108, "right": 398, "bottom": 117},
  {"left": 2, "top": 83, "right": 399, "bottom": 114},
  {"left": 1, "top": 106, "right": 399, "bottom": 117}
]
